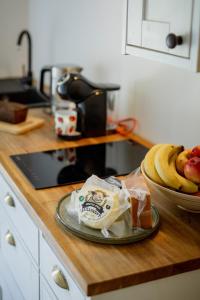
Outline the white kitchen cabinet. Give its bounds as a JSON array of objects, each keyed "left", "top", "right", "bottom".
[
  {"left": 0, "top": 166, "right": 83, "bottom": 300},
  {"left": 0, "top": 256, "right": 24, "bottom": 300},
  {"left": 0, "top": 202, "right": 24, "bottom": 300},
  {"left": 123, "top": 0, "right": 200, "bottom": 71},
  {"left": 40, "top": 275, "right": 57, "bottom": 300},
  {"left": 40, "top": 232, "right": 85, "bottom": 300},
  {"left": 0, "top": 172, "right": 38, "bottom": 264},
  {"left": 0, "top": 280, "right": 13, "bottom": 300},
  {"left": 0, "top": 167, "right": 39, "bottom": 300},
  {"left": 0, "top": 208, "right": 39, "bottom": 300}
]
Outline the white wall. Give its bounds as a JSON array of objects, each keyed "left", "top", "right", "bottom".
[
  {"left": 0, "top": 0, "right": 28, "bottom": 77},
  {"left": 1, "top": 0, "right": 200, "bottom": 147},
  {"left": 27, "top": 0, "right": 200, "bottom": 147}
]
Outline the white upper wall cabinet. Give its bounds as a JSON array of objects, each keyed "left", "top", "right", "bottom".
[{"left": 123, "top": 0, "right": 200, "bottom": 71}]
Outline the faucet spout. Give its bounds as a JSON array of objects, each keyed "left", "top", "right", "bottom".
[{"left": 17, "top": 30, "right": 32, "bottom": 86}]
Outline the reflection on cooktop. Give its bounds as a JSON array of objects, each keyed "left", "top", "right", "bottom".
[{"left": 11, "top": 140, "right": 148, "bottom": 189}]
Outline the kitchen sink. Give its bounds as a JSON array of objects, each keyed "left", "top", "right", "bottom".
[
  {"left": 0, "top": 78, "right": 50, "bottom": 108},
  {"left": 0, "top": 31, "right": 51, "bottom": 108}
]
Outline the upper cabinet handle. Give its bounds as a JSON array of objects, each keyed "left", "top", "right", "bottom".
[
  {"left": 166, "top": 33, "right": 183, "bottom": 49},
  {"left": 5, "top": 231, "right": 16, "bottom": 246},
  {"left": 51, "top": 266, "right": 69, "bottom": 290},
  {"left": 4, "top": 194, "right": 15, "bottom": 207}
]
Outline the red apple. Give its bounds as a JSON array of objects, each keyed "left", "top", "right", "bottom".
[
  {"left": 184, "top": 157, "right": 200, "bottom": 184},
  {"left": 194, "top": 191, "right": 200, "bottom": 197},
  {"left": 191, "top": 145, "right": 200, "bottom": 158}
]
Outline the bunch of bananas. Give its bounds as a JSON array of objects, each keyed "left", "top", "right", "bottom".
[{"left": 143, "top": 144, "right": 198, "bottom": 194}]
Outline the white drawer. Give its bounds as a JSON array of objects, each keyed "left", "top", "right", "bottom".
[
  {"left": 1, "top": 212, "right": 39, "bottom": 300},
  {"left": 40, "top": 274, "right": 57, "bottom": 300},
  {"left": 40, "top": 233, "right": 85, "bottom": 300},
  {"left": 0, "top": 171, "right": 38, "bottom": 264},
  {"left": 0, "top": 208, "right": 24, "bottom": 300},
  {"left": 0, "top": 252, "right": 24, "bottom": 300}
]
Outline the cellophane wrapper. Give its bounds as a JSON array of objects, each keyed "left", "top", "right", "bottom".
[
  {"left": 122, "top": 167, "right": 152, "bottom": 229},
  {"left": 67, "top": 175, "right": 130, "bottom": 237}
]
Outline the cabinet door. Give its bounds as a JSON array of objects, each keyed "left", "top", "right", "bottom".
[
  {"left": 124, "top": 0, "right": 200, "bottom": 70},
  {"left": 40, "top": 233, "right": 85, "bottom": 300},
  {"left": 40, "top": 275, "right": 57, "bottom": 300},
  {"left": 1, "top": 214, "right": 39, "bottom": 300},
  {"left": 0, "top": 281, "right": 13, "bottom": 300},
  {"left": 0, "top": 213, "right": 24, "bottom": 300},
  {"left": 0, "top": 274, "right": 13, "bottom": 300},
  {"left": 127, "top": 0, "right": 193, "bottom": 57},
  {"left": 0, "top": 172, "right": 38, "bottom": 264},
  {"left": 0, "top": 259, "right": 24, "bottom": 300}
]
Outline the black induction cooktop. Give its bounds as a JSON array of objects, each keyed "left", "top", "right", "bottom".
[{"left": 10, "top": 140, "right": 148, "bottom": 189}]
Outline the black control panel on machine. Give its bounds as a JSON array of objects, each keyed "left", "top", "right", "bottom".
[{"left": 56, "top": 73, "right": 120, "bottom": 137}]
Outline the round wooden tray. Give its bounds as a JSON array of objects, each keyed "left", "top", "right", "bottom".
[{"left": 56, "top": 192, "right": 160, "bottom": 244}]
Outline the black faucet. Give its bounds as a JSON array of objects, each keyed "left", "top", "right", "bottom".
[{"left": 17, "top": 30, "right": 33, "bottom": 86}]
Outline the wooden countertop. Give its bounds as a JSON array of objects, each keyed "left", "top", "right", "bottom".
[{"left": 1, "top": 108, "right": 200, "bottom": 296}]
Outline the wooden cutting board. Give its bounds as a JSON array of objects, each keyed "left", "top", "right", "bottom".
[{"left": 0, "top": 116, "right": 45, "bottom": 135}]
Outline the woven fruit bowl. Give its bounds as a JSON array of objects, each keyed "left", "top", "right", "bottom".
[{"left": 141, "top": 162, "right": 200, "bottom": 213}]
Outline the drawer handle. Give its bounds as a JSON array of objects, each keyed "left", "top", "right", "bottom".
[
  {"left": 5, "top": 231, "right": 16, "bottom": 246},
  {"left": 4, "top": 194, "right": 15, "bottom": 207},
  {"left": 51, "top": 266, "right": 69, "bottom": 290}
]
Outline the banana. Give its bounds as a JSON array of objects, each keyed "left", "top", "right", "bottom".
[
  {"left": 154, "top": 144, "right": 184, "bottom": 190},
  {"left": 170, "top": 153, "right": 198, "bottom": 194},
  {"left": 143, "top": 144, "right": 166, "bottom": 185},
  {"left": 176, "top": 149, "right": 191, "bottom": 175}
]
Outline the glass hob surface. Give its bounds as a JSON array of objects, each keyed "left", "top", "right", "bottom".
[{"left": 11, "top": 140, "right": 148, "bottom": 189}]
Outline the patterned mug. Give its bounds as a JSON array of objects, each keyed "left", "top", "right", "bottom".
[{"left": 54, "top": 109, "right": 77, "bottom": 137}]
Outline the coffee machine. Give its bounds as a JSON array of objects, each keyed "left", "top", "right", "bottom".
[{"left": 56, "top": 73, "right": 120, "bottom": 138}]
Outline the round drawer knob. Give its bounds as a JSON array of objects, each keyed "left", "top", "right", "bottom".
[
  {"left": 166, "top": 33, "right": 183, "bottom": 49},
  {"left": 5, "top": 231, "right": 16, "bottom": 246},
  {"left": 4, "top": 194, "right": 15, "bottom": 207},
  {"left": 51, "top": 266, "right": 69, "bottom": 290}
]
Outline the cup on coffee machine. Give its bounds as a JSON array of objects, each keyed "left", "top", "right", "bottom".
[
  {"left": 40, "top": 64, "right": 82, "bottom": 114},
  {"left": 54, "top": 108, "right": 81, "bottom": 139}
]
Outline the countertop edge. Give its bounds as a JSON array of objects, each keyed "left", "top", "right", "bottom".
[{"left": 86, "top": 259, "right": 200, "bottom": 296}]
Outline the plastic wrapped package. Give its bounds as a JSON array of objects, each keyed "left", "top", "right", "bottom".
[
  {"left": 68, "top": 175, "right": 130, "bottom": 237},
  {"left": 122, "top": 168, "right": 152, "bottom": 229}
]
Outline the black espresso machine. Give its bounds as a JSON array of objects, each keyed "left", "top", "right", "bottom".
[{"left": 56, "top": 73, "right": 120, "bottom": 137}]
